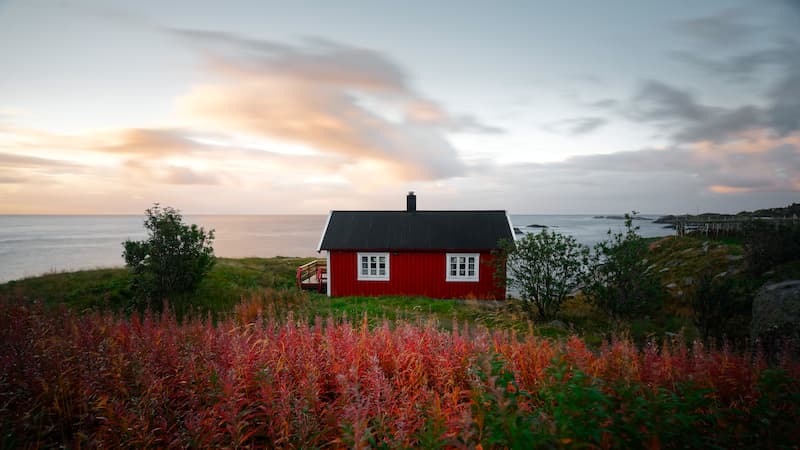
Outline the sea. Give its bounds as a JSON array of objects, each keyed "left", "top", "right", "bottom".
[{"left": 0, "top": 214, "right": 674, "bottom": 283}]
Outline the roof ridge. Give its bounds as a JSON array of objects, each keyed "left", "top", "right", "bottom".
[{"left": 330, "top": 210, "right": 508, "bottom": 213}]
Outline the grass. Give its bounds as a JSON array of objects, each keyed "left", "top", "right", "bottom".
[
  {"left": 0, "top": 249, "right": 723, "bottom": 345},
  {"left": 0, "top": 234, "right": 773, "bottom": 345},
  {"left": 0, "top": 256, "right": 315, "bottom": 314},
  {"left": 0, "top": 257, "right": 531, "bottom": 333}
]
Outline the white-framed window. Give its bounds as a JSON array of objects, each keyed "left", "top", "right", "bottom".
[
  {"left": 446, "top": 253, "right": 479, "bottom": 282},
  {"left": 357, "top": 252, "right": 390, "bottom": 281}
]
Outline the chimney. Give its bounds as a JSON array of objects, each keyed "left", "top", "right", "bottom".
[{"left": 406, "top": 191, "right": 416, "bottom": 212}]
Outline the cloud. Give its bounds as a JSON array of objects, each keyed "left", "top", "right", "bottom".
[
  {"left": 627, "top": 75, "right": 800, "bottom": 143},
  {"left": 588, "top": 98, "right": 618, "bottom": 109},
  {"left": 628, "top": 80, "right": 765, "bottom": 142},
  {"left": 630, "top": 80, "right": 708, "bottom": 123},
  {"left": 767, "top": 67, "right": 800, "bottom": 135},
  {"left": 170, "top": 30, "right": 500, "bottom": 180},
  {"left": 454, "top": 131, "right": 799, "bottom": 214},
  {"left": 0, "top": 125, "right": 297, "bottom": 186},
  {"left": 0, "top": 150, "right": 88, "bottom": 183},
  {"left": 123, "top": 159, "right": 221, "bottom": 185},
  {"left": 172, "top": 31, "right": 410, "bottom": 93},
  {"left": 669, "top": 47, "right": 786, "bottom": 82},
  {"left": 661, "top": 35, "right": 800, "bottom": 139},
  {"left": 0, "top": 152, "right": 83, "bottom": 169},
  {"left": 557, "top": 133, "right": 800, "bottom": 194},
  {"left": 671, "top": 8, "right": 757, "bottom": 48},
  {"left": 543, "top": 117, "right": 608, "bottom": 136}
]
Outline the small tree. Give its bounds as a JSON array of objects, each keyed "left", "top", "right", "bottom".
[
  {"left": 691, "top": 272, "right": 753, "bottom": 345},
  {"left": 585, "top": 213, "right": 664, "bottom": 319},
  {"left": 498, "top": 230, "right": 591, "bottom": 321},
  {"left": 123, "top": 204, "right": 215, "bottom": 309}
]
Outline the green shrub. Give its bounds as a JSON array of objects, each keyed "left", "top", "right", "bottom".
[
  {"left": 586, "top": 213, "right": 665, "bottom": 319},
  {"left": 691, "top": 273, "right": 753, "bottom": 345},
  {"left": 744, "top": 221, "right": 800, "bottom": 275},
  {"left": 497, "top": 230, "right": 590, "bottom": 320},
  {"left": 122, "top": 204, "right": 215, "bottom": 310}
]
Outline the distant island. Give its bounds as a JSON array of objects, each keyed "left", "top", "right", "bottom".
[
  {"left": 654, "top": 203, "right": 800, "bottom": 228},
  {"left": 592, "top": 215, "right": 651, "bottom": 221}
]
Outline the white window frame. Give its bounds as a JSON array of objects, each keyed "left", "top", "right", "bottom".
[
  {"left": 357, "top": 252, "right": 390, "bottom": 281},
  {"left": 446, "top": 253, "right": 480, "bottom": 282}
]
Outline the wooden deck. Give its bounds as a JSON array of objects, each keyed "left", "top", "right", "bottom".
[
  {"left": 675, "top": 216, "right": 799, "bottom": 237},
  {"left": 296, "top": 259, "right": 327, "bottom": 293}
]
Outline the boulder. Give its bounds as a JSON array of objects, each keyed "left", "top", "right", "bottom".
[{"left": 750, "top": 280, "right": 800, "bottom": 343}]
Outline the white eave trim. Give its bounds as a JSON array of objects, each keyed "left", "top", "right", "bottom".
[
  {"left": 505, "top": 211, "right": 516, "bottom": 242},
  {"left": 326, "top": 250, "right": 331, "bottom": 297},
  {"left": 316, "top": 211, "right": 333, "bottom": 252}
]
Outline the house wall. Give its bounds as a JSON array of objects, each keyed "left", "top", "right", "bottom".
[{"left": 329, "top": 250, "right": 506, "bottom": 299}]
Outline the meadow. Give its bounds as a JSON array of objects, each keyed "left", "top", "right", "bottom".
[
  {"left": 2, "top": 294, "right": 798, "bottom": 448},
  {"left": 2, "top": 236, "right": 799, "bottom": 447}
]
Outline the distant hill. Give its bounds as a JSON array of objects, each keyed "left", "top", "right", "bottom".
[
  {"left": 740, "top": 203, "right": 800, "bottom": 218},
  {"left": 655, "top": 203, "right": 800, "bottom": 225}
]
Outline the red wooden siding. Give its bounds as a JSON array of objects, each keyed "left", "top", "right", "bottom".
[{"left": 329, "top": 250, "right": 505, "bottom": 299}]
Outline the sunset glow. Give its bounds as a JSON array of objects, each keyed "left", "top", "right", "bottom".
[{"left": 1, "top": 0, "right": 798, "bottom": 214}]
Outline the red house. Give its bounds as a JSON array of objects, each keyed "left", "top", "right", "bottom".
[{"left": 317, "top": 192, "right": 514, "bottom": 299}]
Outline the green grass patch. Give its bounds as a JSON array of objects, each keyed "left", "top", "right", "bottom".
[
  {"left": 3, "top": 232, "right": 785, "bottom": 346},
  {"left": 306, "top": 294, "right": 529, "bottom": 331},
  {"left": 0, "top": 257, "right": 315, "bottom": 314}
]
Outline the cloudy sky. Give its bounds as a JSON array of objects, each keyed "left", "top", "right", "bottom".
[{"left": 1, "top": 0, "right": 798, "bottom": 214}]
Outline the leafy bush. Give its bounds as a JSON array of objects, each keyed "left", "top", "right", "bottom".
[
  {"left": 122, "top": 204, "right": 215, "bottom": 309},
  {"left": 497, "top": 230, "right": 590, "bottom": 320},
  {"left": 586, "top": 213, "right": 665, "bottom": 319},
  {"left": 744, "top": 221, "right": 800, "bottom": 275},
  {"left": 691, "top": 273, "right": 753, "bottom": 345}
]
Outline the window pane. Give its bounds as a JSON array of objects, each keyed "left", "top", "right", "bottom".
[{"left": 451, "top": 269, "right": 456, "bottom": 276}]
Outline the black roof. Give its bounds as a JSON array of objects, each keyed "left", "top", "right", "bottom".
[{"left": 318, "top": 210, "right": 514, "bottom": 251}]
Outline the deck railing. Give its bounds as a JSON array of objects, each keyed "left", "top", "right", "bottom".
[{"left": 296, "top": 259, "right": 327, "bottom": 292}]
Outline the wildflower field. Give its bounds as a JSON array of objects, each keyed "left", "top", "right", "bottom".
[{"left": 1, "top": 294, "right": 799, "bottom": 448}]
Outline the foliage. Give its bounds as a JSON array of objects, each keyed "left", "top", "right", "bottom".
[
  {"left": 586, "top": 212, "right": 665, "bottom": 319},
  {"left": 497, "top": 230, "right": 590, "bottom": 320},
  {"left": 691, "top": 272, "right": 753, "bottom": 345},
  {"left": 470, "top": 355, "right": 540, "bottom": 447},
  {"left": 1, "top": 295, "right": 799, "bottom": 448},
  {"left": 743, "top": 221, "right": 800, "bottom": 275},
  {"left": 123, "top": 204, "right": 215, "bottom": 309},
  {"left": 0, "top": 257, "right": 313, "bottom": 316}
]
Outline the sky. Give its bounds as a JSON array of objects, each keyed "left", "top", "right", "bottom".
[{"left": 0, "top": 0, "right": 798, "bottom": 214}]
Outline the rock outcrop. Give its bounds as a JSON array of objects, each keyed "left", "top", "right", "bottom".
[{"left": 750, "top": 280, "right": 800, "bottom": 344}]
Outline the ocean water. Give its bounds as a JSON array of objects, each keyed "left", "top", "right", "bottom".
[
  {"left": 512, "top": 215, "right": 674, "bottom": 248},
  {"left": 0, "top": 214, "right": 673, "bottom": 283}
]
